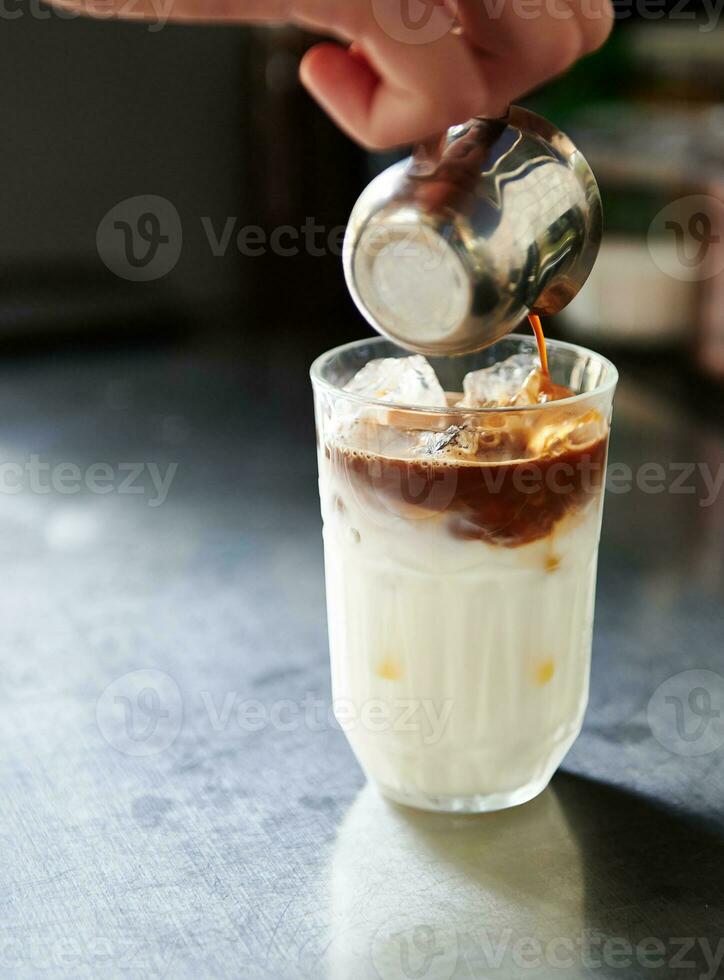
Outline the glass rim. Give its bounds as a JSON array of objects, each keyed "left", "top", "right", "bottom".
[{"left": 310, "top": 333, "right": 618, "bottom": 416}]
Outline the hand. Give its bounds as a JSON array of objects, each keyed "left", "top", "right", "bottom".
[{"left": 47, "top": 0, "right": 613, "bottom": 149}]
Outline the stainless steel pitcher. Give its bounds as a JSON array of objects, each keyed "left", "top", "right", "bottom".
[{"left": 343, "top": 107, "right": 602, "bottom": 357}]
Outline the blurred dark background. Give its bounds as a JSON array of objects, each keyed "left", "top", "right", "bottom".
[
  {"left": 0, "top": 17, "right": 367, "bottom": 358},
  {"left": 3, "top": 3, "right": 724, "bottom": 392}
]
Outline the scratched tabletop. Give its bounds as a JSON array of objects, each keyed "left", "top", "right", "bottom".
[{"left": 0, "top": 340, "right": 722, "bottom": 980}]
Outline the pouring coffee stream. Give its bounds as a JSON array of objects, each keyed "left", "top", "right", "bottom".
[{"left": 528, "top": 312, "right": 549, "bottom": 377}]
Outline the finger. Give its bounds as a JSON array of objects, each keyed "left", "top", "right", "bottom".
[
  {"left": 456, "top": 0, "right": 613, "bottom": 106},
  {"left": 42, "top": 0, "right": 362, "bottom": 31},
  {"left": 43, "top": 0, "right": 283, "bottom": 23}
]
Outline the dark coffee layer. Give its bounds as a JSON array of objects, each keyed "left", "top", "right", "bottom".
[{"left": 327, "top": 433, "right": 609, "bottom": 548}]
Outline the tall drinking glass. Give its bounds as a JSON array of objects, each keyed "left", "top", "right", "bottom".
[{"left": 311, "top": 335, "right": 617, "bottom": 813}]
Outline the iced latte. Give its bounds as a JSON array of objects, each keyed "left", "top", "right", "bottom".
[{"left": 311, "top": 335, "right": 617, "bottom": 812}]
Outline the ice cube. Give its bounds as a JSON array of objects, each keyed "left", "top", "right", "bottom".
[
  {"left": 344, "top": 355, "right": 446, "bottom": 408},
  {"left": 528, "top": 409, "right": 606, "bottom": 456},
  {"left": 459, "top": 353, "right": 542, "bottom": 408},
  {"left": 414, "top": 419, "right": 528, "bottom": 461},
  {"left": 416, "top": 424, "right": 469, "bottom": 456}
]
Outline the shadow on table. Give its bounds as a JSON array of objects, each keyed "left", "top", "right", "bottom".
[{"left": 320, "top": 772, "right": 724, "bottom": 979}]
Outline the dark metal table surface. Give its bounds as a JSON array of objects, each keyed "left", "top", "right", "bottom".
[{"left": 1, "top": 342, "right": 723, "bottom": 980}]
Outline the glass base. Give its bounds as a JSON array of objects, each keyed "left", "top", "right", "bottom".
[{"left": 374, "top": 772, "right": 553, "bottom": 814}]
